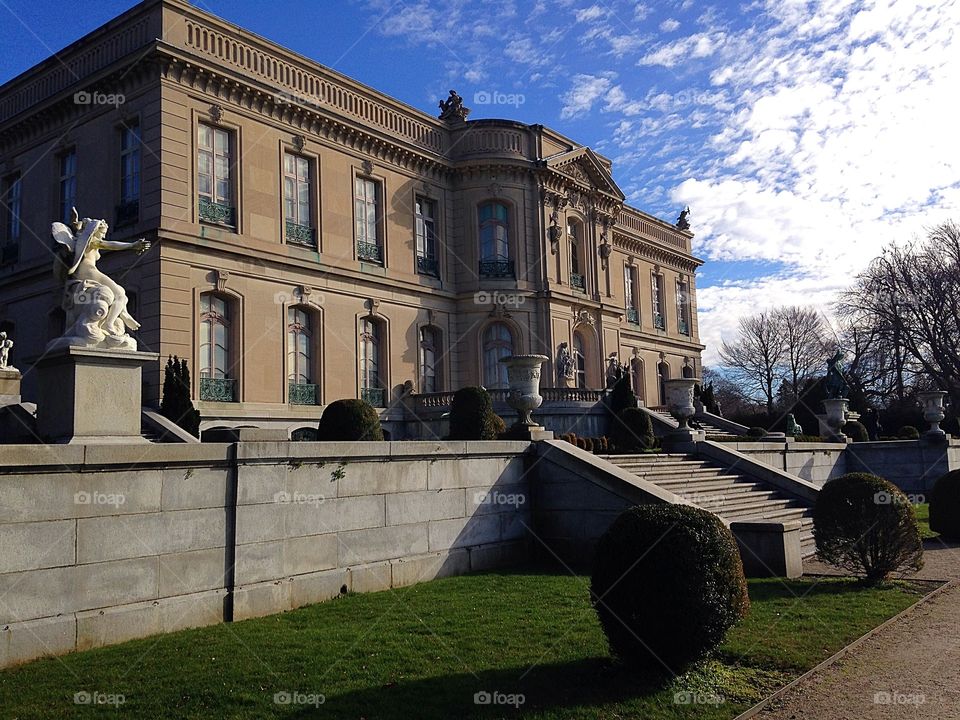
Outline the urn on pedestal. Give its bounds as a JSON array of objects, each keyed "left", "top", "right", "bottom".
[
  {"left": 499, "top": 355, "right": 549, "bottom": 426},
  {"left": 917, "top": 390, "right": 948, "bottom": 438}
]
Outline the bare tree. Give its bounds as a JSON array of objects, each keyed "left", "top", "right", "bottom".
[
  {"left": 775, "top": 306, "right": 830, "bottom": 402},
  {"left": 719, "top": 312, "right": 787, "bottom": 415},
  {"left": 839, "top": 221, "right": 960, "bottom": 409}
]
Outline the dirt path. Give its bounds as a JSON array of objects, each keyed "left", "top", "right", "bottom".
[{"left": 743, "top": 541, "right": 960, "bottom": 719}]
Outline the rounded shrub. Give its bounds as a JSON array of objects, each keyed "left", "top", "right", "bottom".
[
  {"left": 316, "top": 399, "right": 383, "bottom": 441},
  {"left": 898, "top": 425, "right": 920, "bottom": 440},
  {"left": 747, "top": 426, "right": 767, "bottom": 438},
  {"left": 930, "top": 470, "right": 960, "bottom": 540},
  {"left": 842, "top": 420, "right": 869, "bottom": 442},
  {"left": 610, "top": 407, "right": 654, "bottom": 452},
  {"left": 591, "top": 504, "right": 749, "bottom": 676},
  {"left": 448, "top": 387, "right": 503, "bottom": 440},
  {"left": 813, "top": 473, "right": 923, "bottom": 583}
]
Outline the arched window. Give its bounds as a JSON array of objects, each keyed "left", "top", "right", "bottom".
[
  {"left": 482, "top": 322, "right": 514, "bottom": 389},
  {"left": 359, "top": 317, "right": 384, "bottom": 406},
  {"left": 288, "top": 307, "right": 317, "bottom": 405},
  {"left": 478, "top": 202, "right": 512, "bottom": 278},
  {"left": 573, "top": 331, "right": 587, "bottom": 389},
  {"left": 569, "top": 220, "right": 585, "bottom": 291},
  {"left": 200, "top": 293, "right": 236, "bottom": 401},
  {"left": 657, "top": 361, "right": 670, "bottom": 407},
  {"left": 420, "top": 326, "right": 441, "bottom": 393}
]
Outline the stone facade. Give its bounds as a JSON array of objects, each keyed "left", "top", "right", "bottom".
[{"left": 0, "top": 0, "right": 704, "bottom": 436}]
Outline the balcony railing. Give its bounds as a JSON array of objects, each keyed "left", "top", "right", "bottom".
[
  {"left": 361, "top": 387, "right": 385, "bottom": 407},
  {"left": 289, "top": 382, "right": 318, "bottom": 405},
  {"left": 115, "top": 200, "right": 139, "bottom": 227},
  {"left": 678, "top": 318, "right": 690, "bottom": 336},
  {"left": 416, "top": 254, "right": 439, "bottom": 277},
  {"left": 198, "top": 197, "right": 236, "bottom": 226},
  {"left": 653, "top": 311, "right": 666, "bottom": 330},
  {"left": 626, "top": 307, "right": 639, "bottom": 325},
  {"left": 285, "top": 221, "right": 317, "bottom": 248},
  {"left": 357, "top": 241, "right": 383, "bottom": 264},
  {"left": 570, "top": 273, "right": 585, "bottom": 291},
  {"left": 479, "top": 258, "right": 515, "bottom": 278},
  {"left": 199, "top": 377, "right": 237, "bottom": 402},
  {"left": 410, "top": 387, "right": 606, "bottom": 411}
]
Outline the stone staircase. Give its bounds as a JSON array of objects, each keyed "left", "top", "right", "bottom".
[
  {"left": 601, "top": 452, "right": 816, "bottom": 557},
  {"left": 645, "top": 408, "right": 735, "bottom": 438}
]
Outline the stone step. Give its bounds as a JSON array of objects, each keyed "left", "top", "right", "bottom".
[
  {"left": 650, "top": 476, "right": 758, "bottom": 491},
  {"left": 678, "top": 491, "right": 785, "bottom": 512},
  {"left": 615, "top": 467, "right": 733, "bottom": 481},
  {"left": 725, "top": 505, "right": 812, "bottom": 523}
]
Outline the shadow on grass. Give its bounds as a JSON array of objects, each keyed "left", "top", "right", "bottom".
[
  {"left": 744, "top": 577, "right": 877, "bottom": 603},
  {"left": 287, "top": 657, "right": 675, "bottom": 720}
]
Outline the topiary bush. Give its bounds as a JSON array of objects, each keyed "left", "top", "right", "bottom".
[
  {"left": 317, "top": 399, "right": 384, "bottom": 441},
  {"left": 610, "top": 407, "right": 654, "bottom": 452},
  {"left": 747, "top": 426, "right": 767, "bottom": 438},
  {"left": 607, "top": 376, "right": 636, "bottom": 417},
  {"left": 591, "top": 504, "right": 749, "bottom": 676},
  {"left": 448, "top": 387, "right": 503, "bottom": 440},
  {"left": 929, "top": 469, "right": 960, "bottom": 540},
  {"left": 898, "top": 425, "right": 920, "bottom": 439},
  {"left": 842, "top": 420, "right": 869, "bottom": 442},
  {"left": 813, "top": 473, "right": 923, "bottom": 583},
  {"left": 160, "top": 356, "right": 201, "bottom": 438}
]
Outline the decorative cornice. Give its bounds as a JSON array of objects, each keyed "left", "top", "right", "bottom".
[{"left": 612, "top": 231, "right": 700, "bottom": 273}]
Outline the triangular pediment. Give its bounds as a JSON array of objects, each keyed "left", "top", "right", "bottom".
[{"left": 544, "top": 147, "right": 625, "bottom": 201}]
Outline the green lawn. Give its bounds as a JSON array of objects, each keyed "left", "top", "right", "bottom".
[
  {"left": 915, "top": 503, "right": 938, "bottom": 539},
  {"left": 0, "top": 570, "right": 930, "bottom": 719}
]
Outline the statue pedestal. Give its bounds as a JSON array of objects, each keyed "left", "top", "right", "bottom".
[
  {"left": 35, "top": 347, "right": 159, "bottom": 444},
  {"left": 0, "top": 368, "right": 21, "bottom": 407}
]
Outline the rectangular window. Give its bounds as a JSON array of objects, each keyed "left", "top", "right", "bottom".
[
  {"left": 415, "top": 196, "right": 438, "bottom": 276},
  {"left": 652, "top": 272, "right": 666, "bottom": 330},
  {"left": 59, "top": 150, "right": 77, "bottom": 224},
  {"left": 117, "top": 124, "right": 140, "bottom": 226},
  {"left": 283, "top": 153, "right": 315, "bottom": 247},
  {"left": 677, "top": 279, "right": 691, "bottom": 335},
  {"left": 2, "top": 173, "right": 21, "bottom": 265},
  {"left": 197, "top": 124, "right": 235, "bottom": 225},
  {"left": 355, "top": 176, "right": 382, "bottom": 263},
  {"left": 624, "top": 266, "right": 639, "bottom": 324}
]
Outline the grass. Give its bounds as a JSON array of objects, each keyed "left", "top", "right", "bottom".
[
  {"left": 914, "top": 502, "right": 939, "bottom": 539},
  {"left": 0, "top": 570, "right": 930, "bottom": 719}
]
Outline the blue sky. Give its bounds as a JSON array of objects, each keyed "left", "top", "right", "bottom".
[{"left": 2, "top": 0, "right": 958, "bottom": 363}]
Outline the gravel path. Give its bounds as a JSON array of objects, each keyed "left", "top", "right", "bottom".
[{"left": 742, "top": 539, "right": 960, "bottom": 719}]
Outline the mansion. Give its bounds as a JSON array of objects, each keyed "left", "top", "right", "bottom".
[{"left": 0, "top": 0, "right": 704, "bottom": 436}]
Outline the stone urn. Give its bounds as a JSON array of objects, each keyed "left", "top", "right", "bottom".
[
  {"left": 918, "top": 390, "right": 948, "bottom": 437},
  {"left": 664, "top": 378, "right": 699, "bottom": 429},
  {"left": 499, "top": 354, "right": 549, "bottom": 426},
  {"left": 822, "top": 398, "right": 849, "bottom": 441}
]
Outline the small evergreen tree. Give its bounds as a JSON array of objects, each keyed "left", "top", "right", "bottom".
[
  {"left": 160, "top": 355, "right": 201, "bottom": 438},
  {"left": 607, "top": 375, "right": 636, "bottom": 417}
]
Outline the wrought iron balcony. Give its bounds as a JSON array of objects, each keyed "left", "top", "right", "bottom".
[
  {"left": 0, "top": 243, "right": 18, "bottom": 266},
  {"left": 478, "top": 258, "right": 514, "bottom": 278},
  {"left": 416, "top": 254, "right": 439, "bottom": 277},
  {"left": 679, "top": 318, "right": 690, "bottom": 336},
  {"left": 570, "top": 273, "right": 585, "bottom": 291},
  {"left": 626, "top": 307, "right": 639, "bottom": 325},
  {"left": 199, "top": 377, "right": 237, "bottom": 402},
  {"left": 361, "top": 387, "right": 385, "bottom": 407},
  {"left": 653, "top": 312, "right": 666, "bottom": 330},
  {"left": 115, "top": 200, "right": 139, "bottom": 227},
  {"left": 357, "top": 241, "right": 383, "bottom": 264},
  {"left": 289, "top": 382, "right": 318, "bottom": 405},
  {"left": 285, "top": 221, "right": 316, "bottom": 248},
  {"left": 198, "top": 197, "right": 236, "bottom": 226}
]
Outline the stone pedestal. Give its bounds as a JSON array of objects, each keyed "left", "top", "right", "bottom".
[
  {"left": 731, "top": 519, "right": 803, "bottom": 578},
  {"left": 0, "top": 368, "right": 21, "bottom": 407},
  {"left": 35, "top": 347, "right": 159, "bottom": 443}
]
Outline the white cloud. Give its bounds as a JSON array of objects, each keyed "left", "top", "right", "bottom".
[
  {"left": 638, "top": 32, "right": 726, "bottom": 67},
  {"left": 659, "top": 18, "right": 680, "bottom": 32},
  {"left": 575, "top": 5, "right": 606, "bottom": 23},
  {"left": 559, "top": 73, "right": 616, "bottom": 118}
]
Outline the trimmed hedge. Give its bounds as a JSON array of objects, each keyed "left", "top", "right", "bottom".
[
  {"left": 747, "top": 426, "right": 767, "bottom": 438},
  {"left": 591, "top": 504, "right": 749, "bottom": 676},
  {"left": 813, "top": 473, "right": 923, "bottom": 583},
  {"left": 930, "top": 470, "right": 960, "bottom": 540},
  {"left": 898, "top": 425, "right": 921, "bottom": 440},
  {"left": 610, "top": 407, "right": 654, "bottom": 452},
  {"left": 448, "top": 387, "right": 505, "bottom": 440},
  {"left": 317, "top": 399, "right": 384, "bottom": 441},
  {"left": 842, "top": 420, "right": 869, "bottom": 442}
]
